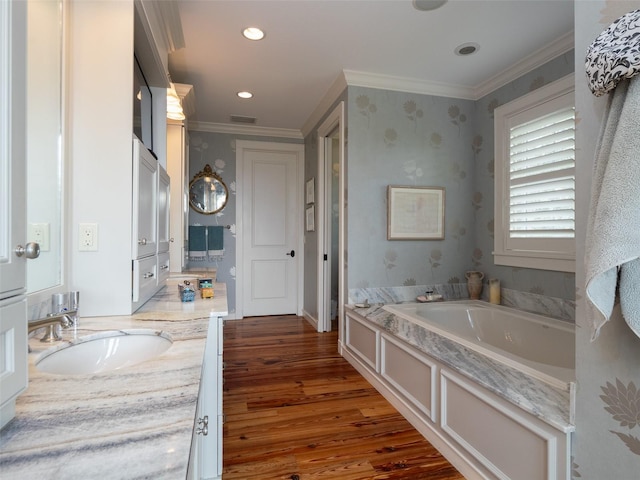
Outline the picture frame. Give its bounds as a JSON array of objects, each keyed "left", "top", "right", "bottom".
[
  {"left": 305, "top": 205, "right": 315, "bottom": 232},
  {"left": 306, "top": 178, "right": 315, "bottom": 204},
  {"left": 387, "top": 185, "right": 445, "bottom": 240}
]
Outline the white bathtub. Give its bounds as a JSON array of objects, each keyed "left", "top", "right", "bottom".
[{"left": 382, "top": 300, "right": 575, "bottom": 388}]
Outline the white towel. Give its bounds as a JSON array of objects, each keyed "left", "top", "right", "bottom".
[{"left": 585, "top": 76, "right": 640, "bottom": 340}]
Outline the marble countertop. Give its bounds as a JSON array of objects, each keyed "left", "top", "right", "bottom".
[
  {"left": 347, "top": 303, "right": 574, "bottom": 433},
  {"left": 0, "top": 280, "right": 228, "bottom": 480}
]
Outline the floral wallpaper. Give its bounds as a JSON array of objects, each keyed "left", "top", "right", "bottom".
[
  {"left": 348, "top": 88, "right": 476, "bottom": 291},
  {"left": 345, "top": 49, "right": 574, "bottom": 302},
  {"left": 573, "top": 1, "right": 640, "bottom": 478}
]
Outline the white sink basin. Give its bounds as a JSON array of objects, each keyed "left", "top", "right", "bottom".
[{"left": 35, "top": 329, "right": 173, "bottom": 375}]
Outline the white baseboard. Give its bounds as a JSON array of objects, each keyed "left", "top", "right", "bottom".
[{"left": 302, "top": 310, "right": 318, "bottom": 329}]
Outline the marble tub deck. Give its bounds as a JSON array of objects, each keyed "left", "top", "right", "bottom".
[
  {"left": 348, "top": 303, "right": 575, "bottom": 433},
  {"left": 0, "top": 282, "right": 228, "bottom": 480}
]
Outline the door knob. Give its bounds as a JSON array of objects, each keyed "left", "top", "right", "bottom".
[
  {"left": 286, "top": 250, "right": 295, "bottom": 258},
  {"left": 15, "top": 242, "right": 40, "bottom": 259}
]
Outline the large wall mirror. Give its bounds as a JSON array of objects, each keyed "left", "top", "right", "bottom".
[
  {"left": 189, "top": 164, "right": 229, "bottom": 215},
  {"left": 26, "top": 0, "right": 65, "bottom": 296}
]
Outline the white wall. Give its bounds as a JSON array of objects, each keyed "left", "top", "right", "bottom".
[{"left": 69, "top": 0, "right": 135, "bottom": 315}]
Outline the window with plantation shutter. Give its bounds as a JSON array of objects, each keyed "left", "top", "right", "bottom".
[{"left": 494, "top": 75, "right": 575, "bottom": 272}]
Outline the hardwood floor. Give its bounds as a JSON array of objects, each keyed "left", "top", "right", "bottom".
[{"left": 222, "top": 315, "right": 465, "bottom": 480}]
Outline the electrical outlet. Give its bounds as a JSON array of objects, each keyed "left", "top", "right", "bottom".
[
  {"left": 28, "top": 222, "right": 50, "bottom": 251},
  {"left": 79, "top": 223, "right": 98, "bottom": 251}
]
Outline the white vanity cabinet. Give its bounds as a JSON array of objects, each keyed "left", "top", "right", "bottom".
[
  {"left": 133, "top": 138, "right": 158, "bottom": 259},
  {"left": 0, "top": 299, "right": 28, "bottom": 430},
  {"left": 131, "top": 138, "right": 172, "bottom": 309},
  {"left": 188, "top": 315, "right": 224, "bottom": 480},
  {"left": 0, "top": 0, "right": 28, "bottom": 430},
  {"left": 157, "top": 164, "right": 171, "bottom": 254}
]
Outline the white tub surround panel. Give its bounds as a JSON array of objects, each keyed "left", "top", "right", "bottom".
[
  {"left": 342, "top": 304, "right": 574, "bottom": 480},
  {"left": 0, "top": 282, "right": 228, "bottom": 480}
]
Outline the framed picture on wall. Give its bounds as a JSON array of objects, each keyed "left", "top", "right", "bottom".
[
  {"left": 306, "top": 178, "right": 315, "bottom": 204},
  {"left": 387, "top": 185, "right": 445, "bottom": 240},
  {"left": 305, "top": 205, "right": 315, "bottom": 232}
]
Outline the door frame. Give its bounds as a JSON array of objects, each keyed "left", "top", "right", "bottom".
[
  {"left": 235, "top": 139, "right": 304, "bottom": 319},
  {"left": 316, "top": 102, "right": 345, "bottom": 333}
]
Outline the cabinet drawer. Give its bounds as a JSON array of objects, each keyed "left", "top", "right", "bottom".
[
  {"left": 381, "top": 334, "right": 437, "bottom": 421},
  {"left": 133, "top": 256, "right": 157, "bottom": 304}
]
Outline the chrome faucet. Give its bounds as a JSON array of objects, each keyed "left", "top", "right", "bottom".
[{"left": 28, "top": 310, "right": 77, "bottom": 343}]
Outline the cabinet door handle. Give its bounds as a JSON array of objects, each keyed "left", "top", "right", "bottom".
[
  {"left": 160, "top": 265, "right": 169, "bottom": 270},
  {"left": 196, "top": 415, "right": 209, "bottom": 436}
]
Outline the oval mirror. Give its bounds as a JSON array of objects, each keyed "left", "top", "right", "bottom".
[{"left": 189, "top": 164, "right": 229, "bottom": 215}]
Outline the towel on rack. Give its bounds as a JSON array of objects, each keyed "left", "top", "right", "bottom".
[
  {"left": 207, "top": 225, "right": 224, "bottom": 258},
  {"left": 188, "top": 225, "right": 207, "bottom": 261},
  {"left": 585, "top": 76, "right": 640, "bottom": 341}
]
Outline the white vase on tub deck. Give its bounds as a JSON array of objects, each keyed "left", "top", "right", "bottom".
[{"left": 465, "top": 271, "right": 484, "bottom": 299}]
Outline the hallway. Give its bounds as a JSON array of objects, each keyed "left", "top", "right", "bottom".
[{"left": 222, "top": 315, "right": 465, "bottom": 479}]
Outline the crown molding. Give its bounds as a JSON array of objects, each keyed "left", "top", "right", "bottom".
[
  {"left": 301, "top": 72, "right": 348, "bottom": 138},
  {"left": 300, "top": 32, "right": 575, "bottom": 136},
  {"left": 174, "top": 83, "right": 195, "bottom": 117},
  {"left": 473, "top": 30, "right": 575, "bottom": 99},
  {"left": 343, "top": 69, "right": 477, "bottom": 100},
  {"left": 189, "top": 121, "right": 303, "bottom": 139},
  {"left": 138, "top": 0, "right": 184, "bottom": 54}
]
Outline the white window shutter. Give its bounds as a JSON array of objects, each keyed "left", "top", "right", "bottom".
[
  {"left": 509, "top": 106, "right": 575, "bottom": 239},
  {"left": 493, "top": 74, "right": 575, "bottom": 272}
]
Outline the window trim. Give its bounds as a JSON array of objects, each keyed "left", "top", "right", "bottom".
[{"left": 493, "top": 74, "right": 575, "bottom": 273}]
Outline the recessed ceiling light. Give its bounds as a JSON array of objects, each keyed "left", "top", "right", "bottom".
[
  {"left": 455, "top": 42, "right": 480, "bottom": 56},
  {"left": 412, "top": 0, "right": 447, "bottom": 11},
  {"left": 237, "top": 91, "right": 253, "bottom": 99},
  {"left": 242, "top": 27, "right": 265, "bottom": 41}
]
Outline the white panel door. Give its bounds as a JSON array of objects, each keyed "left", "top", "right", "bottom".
[{"left": 240, "top": 142, "right": 302, "bottom": 317}]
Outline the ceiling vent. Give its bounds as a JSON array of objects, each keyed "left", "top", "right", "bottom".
[{"left": 230, "top": 115, "right": 257, "bottom": 124}]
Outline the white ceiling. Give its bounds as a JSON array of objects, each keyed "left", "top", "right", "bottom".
[{"left": 168, "top": 0, "right": 574, "bottom": 136}]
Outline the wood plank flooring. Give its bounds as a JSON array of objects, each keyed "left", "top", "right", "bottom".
[{"left": 223, "top": 315, "right": 465, "bottom": 480}]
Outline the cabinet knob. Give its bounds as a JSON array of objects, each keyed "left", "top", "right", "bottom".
[
  {"left": 143, "top": 272, "right": 154, "bottom": 279},
  {"left": 138, "top": 238, "right": 147, "bottom": 245}
]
